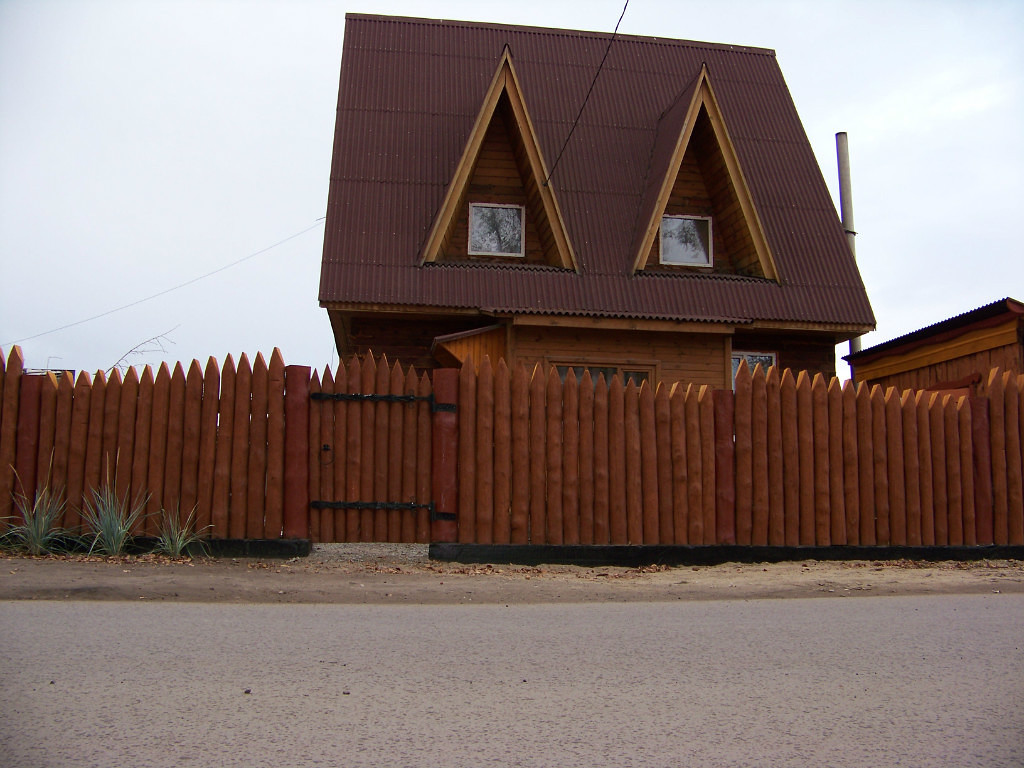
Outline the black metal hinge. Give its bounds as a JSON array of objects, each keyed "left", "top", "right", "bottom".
[
  {"left": 311, "top": 392, "right": 455, "bottom": 413},
  {"left": 311, "top": 500, "right": 455, "bottom": 522}
]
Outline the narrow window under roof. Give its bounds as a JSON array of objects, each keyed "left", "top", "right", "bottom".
[
  {"left": 469, "top": 203, "right": 525, "bottom": 257},
  {"left": 660, "top": 215, "right": 712, "bottom": 267}
]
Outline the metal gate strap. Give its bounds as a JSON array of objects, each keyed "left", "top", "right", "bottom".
[
  {"left": 311, "top": 392, "right": 456, "bottom": 412},
  {"left": 311, "top": 500, "right": 455, "bottom": 522}
]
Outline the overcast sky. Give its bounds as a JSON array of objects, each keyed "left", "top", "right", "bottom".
[{"left": 2, "top": 0, "right": 1022, "bottom": 379}]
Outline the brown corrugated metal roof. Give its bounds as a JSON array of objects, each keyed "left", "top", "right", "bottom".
[
  {"left": 845, "top": 298, "right": 1024, "bottom": 364},
  {"left": 320, "top": 14, "right": 875, "bottom": 329}
]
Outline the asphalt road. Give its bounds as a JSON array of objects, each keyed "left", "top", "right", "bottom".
[{"left": 2, "top": 594, "right": 1022, "bottom": 767}]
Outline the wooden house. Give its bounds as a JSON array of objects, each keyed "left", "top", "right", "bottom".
[
  {"left": 318, "top": 14, "right": 875, "bottom": 388},
  {"left": 845, "top": 298, "right": 1024, "bottom": 396}
]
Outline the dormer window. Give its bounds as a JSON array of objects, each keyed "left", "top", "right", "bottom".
[
  {"left": 469, "top": 203, "right": 525, "bottom": 257},
  {"left": 660, "top": 214, "right": 712, "bottom": 267}
]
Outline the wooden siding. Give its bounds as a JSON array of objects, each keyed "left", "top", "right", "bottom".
[
  {"left": 733, "top": 332, "right": 838, "bottom": 380},
  {"left": 341, "top": 314, "right": 494, "bottom": 371},
  {"left": 643, "top": 107, "right": 763, "bottom": 277},
  {"left": 512, "top": 325, "right": 731, "bottom": 389},
  {"left": 861, "top": 342, "right": 1022, "bottom": 396}
]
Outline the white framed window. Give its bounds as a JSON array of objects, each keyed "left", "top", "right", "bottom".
[
  {"left": 469, "top": 203, "right": 525, "bottom": 257},
  {"left": 731, "top": 351, "right": 777, "bottom": 385},
  {"left": 660, "top": 214, "right": 712, "bottom": 266}
]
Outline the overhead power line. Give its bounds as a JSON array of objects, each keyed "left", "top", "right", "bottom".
[
  {"left": 3, "top": 217, "right": 325, "bottom": 347},
  {"left": 544, "top": 0, "right": 630, "bottom": 186}
]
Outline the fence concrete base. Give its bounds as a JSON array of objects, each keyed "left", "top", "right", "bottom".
[{"left": 429, "top": 543, "right": 1024, "bottom": 567}]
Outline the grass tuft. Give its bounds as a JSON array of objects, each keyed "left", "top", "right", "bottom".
[
  {"left": 153, "top": 506, "right": 209, "bottom": 558},
  {"left": 80, "top": 484, "right": 149, "bottom": 556},
  {"left": 2, "top": 484, "right": 68, "bottom": 555}
]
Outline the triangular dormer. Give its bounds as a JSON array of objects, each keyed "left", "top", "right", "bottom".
[
  {"left": 633, "top": 65, "right": 778, "bottom": 280},
  {"left": 420, "top": 48, "right": 577, "bottom": 270}
]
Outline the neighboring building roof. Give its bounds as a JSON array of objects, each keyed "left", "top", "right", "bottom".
[
  {"left": 845, "top": 298, "right": 1024, "bottom": 364},
  {"left": 319, "top": 14, "right": 875, "bottom": 330}
]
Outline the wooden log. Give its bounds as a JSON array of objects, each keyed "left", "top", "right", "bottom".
[
  {"left": 944, "top": 395, "right": 963, "bottom": 546},
  {"left": 669, "top": 384, "right": 688, "bottom": 544},
  {"left": 959, "top": 398, "right": 977, "bottom": 545},
  {"left": 684, "top": 384, "right": 703, "bottom": 544},
  {"left": 245, "top": 354, "right": 269, "bottom": 539},
  {"left": 402, "top": 366, "right": 421, "bottom": 543},
  {"left": 228, "top": 355, "right": 251, "bottom": 540},
  {"left": 1003, "top": 372, "right": 1023, "bottom": 545},
  {"left": 510, "top": 363, "right": 530, "bottom": 544},
  {"left": 100, "top": 369, "right": 121, "bottom": 490},
  {"left": 83, "top": 370, "right": 108, "bottom": 511},
  {"left": 195, "top": 358, "right": 220, "bottom": 536},
  {"left": 372, "top": 355, "right": 391, "bottom": 542},
  {"left": 929, "top": 393, "right": 948, "bottom": 546},
  {"left": 387, "top": 359, "right": 405, "bottom": 542},
  {"left": 162, "top": 364, "right": 187, "bottom": 518},
  {"left": 458, "top": 358, "right": 477, "bottom": 543},
  {"left": 360, "top": 355, "right": 377, "bottom": 542},
  {"left": 264, "top": 349, "right": 286, "bottom": 539},
  {"left": 562, "top": 369, "right": 580, "bottom": 545},
  {"left": 638, "top": 381, "right": 659, "bottom": 544},
  {"left": 577, "top": 371, "right": 595, "bottom": 545},
  {"left": 842, "top": 381, "right": 859, "bottom": 545},
  {"left": 180, "top": 360, "right": 203, "bottom": 520},
  {"left": 129, "top": 368, "right": 154, "bottom": 534},
  {"left": 476, "top": 356, "right": 495, "bottom": 545},
  {"left": 624, "top": 380, "right": 642, "bottom": 544},
  {"left": 827, "top": 377, "right": 844, "bottom": 545},
  {"left": 883, "top": 387, "right": 903, "bottom": 546},
  {"left": 870, "top": 385, "right": 889, "bottom": 546},
  {"left": 970, "top": 396, "right": 993, "bottom": 545},
  {"left": 855, "top": 383, "right": 875, "bottom": 546},
  {"left": 766, "top": 367, "right": 784, "bottom": 546},
  {"left": 415, "top": 372, "right": 432, "bottom": 542},
  {"left": 346, "top": 358, "right": 363, "bottom": 541},
  {"left": 593, "top": 374, "right": 610, "bottom": 544},
  {"left": 733, "top": 361, "right": 753, "bottom": 545},
  {"left": 654, "top": 384, "right": 674, "bottom": 544},
  {"left": 114, "top": 368, "right": 139, "bottom": 511},
  {"left": 780, "top": 370, "right": 799, "bottom": 546},
  {"left": 811, "top": 373, "right": 830, "bottom": 546},
  {"left": 546, "top": 366, "right": 564, "bottom": 545},
  {"left": 430, "top": 369, "right": 457, "bottom": 543},
  {"left": 901, "top": 390, "right": 922, "bottom": 546},
  {"left": 751, "top": 366, "right": 770, "bottom": 546},
  {"left": 318, "top": 367, "right": 336, "bottom": 542},
  {"left": 713, "top": 388, "right": 735, "bottom": 545},
  {"left": 307, "top": 370, "right": 323, "bottom": 543},
  {"left": 699, "top": 385, "right": 717, "bottom": 544},
  {"left": 65, "top": 372, "right": 92, "bottom": 530},
  {"left": 52, "top": 373, "right": 74, "bottom": 526},
  {"left": 211, "top": 357, "right": 236, "bottom": 539},
  {"left": 796, "top": 371, "right": 815, "bottom": 546},
  {"left": 14, "top": 373, "right": 42, "bottom": 507},
  {"left": 987, "top": 369, "right": 1007, "bottom": 544},
  {"left": 915, "top": 390, "right": 934, "bottom": 546},
  {"left": 35, "top": 372, "right": 59, "bottom": 498},
  {"left": 608, "top": 375, "right": 627, "bottom": 544},
  {"left": 0, "top": 347, "right": 24, "bottom": 528}
]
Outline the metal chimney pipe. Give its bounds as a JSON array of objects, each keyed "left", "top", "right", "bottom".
[{"left": 836, "top": 132, "right": 862, "bottom": 354}]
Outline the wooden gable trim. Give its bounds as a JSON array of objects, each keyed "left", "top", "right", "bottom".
[
  {"left": 632, "top": 65, "right": 778, "bottom": 281},
  {"left": 419, "top": 49, "right": 577, "bottom": 271},
  {"left": 851, "top": 319, "right": 1020, "bottom": 382}
]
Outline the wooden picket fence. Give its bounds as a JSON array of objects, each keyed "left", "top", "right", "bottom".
[
  {"left": 456, "top": 357, "right": 1024, "bottom": 547},
  {"left": 2, "top": 344, "right": 1023, "bottom": 549}
]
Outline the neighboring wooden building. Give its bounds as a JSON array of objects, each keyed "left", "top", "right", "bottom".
[
  {"left": 319, "top": 15, "right": 875, "bottom": 388},
  {"left": 845, "top": 298, "right": 1024, "bottom": 396}
]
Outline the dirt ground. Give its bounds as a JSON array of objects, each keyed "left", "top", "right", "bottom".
[{"left": 2, "top": 544, "right": 1022, "bottom": 604}]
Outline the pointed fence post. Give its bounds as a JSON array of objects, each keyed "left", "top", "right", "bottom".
[
  {"left": 431, "top": 369, "right": 459, "bottom": 543},
  {"left": 283, "top": 364, "right": 311, "bottom": 539}
]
